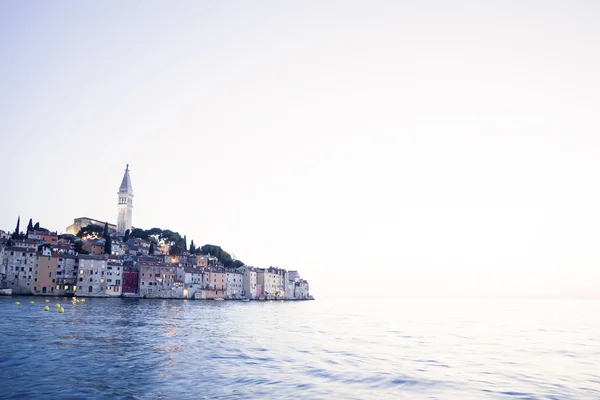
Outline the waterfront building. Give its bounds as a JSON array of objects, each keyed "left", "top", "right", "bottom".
[
  {"left": 33, "top": 249, "right": 59, "bottom": 295},
  {"left": 117, "top": 164, "right": 134, "bottom": 234},
  {"left": 77, "top": 254, "right": 117, "bottom": 297},
  {"left": 55, "top": 254, "right": 78, "bottom": 296},
  {"left": 4, "top": 246, "right": 36, "bottom": 294},
  {"left": 122, "top": 266, "right": 139, "bottom": 296},
  {"left": 226, "top": 270, "right": 244, "bottom": 299},
  {"left": 257, "top": 268, "right": 282, "bottom": 299},
  {"left": 283, "top": 270, "right": 296, "bottom": 299},
  {"left": 176, "top": 266, "right": 203, "bottom": 299},
  {"left": 0, "top": 230, "right": 9, "bottom": 240},
  {"left": 294, "top": 279, "right": 310, "bottom": 299},
  {"left": 138, "top": 261, "right": 181, "bottom": 298},
  {"left": 237, "top": 266, "right": 257, "bottom": 299},
  {"left": 66, "top": 217, "right": 116, "bottom": 236}
]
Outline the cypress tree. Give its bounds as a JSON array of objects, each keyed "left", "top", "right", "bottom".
[
  {"left": 104, "top": 236, "right": 112, "bottom": 255},
  {"left": 13, "top": 216, "right": 20, "bottom": 239},
  {"left": 26, "top": 218, "right": 33, "bottom": 234},
  {"left": 103, "top": 222, "right": 109, "bottom": 239},
  {"left": 33, "top": 222, "right": 40, "bottom": 231},
  {"left": 124, "top": 229, "right": 130, "bottom": 242},
  {"left": 149, "top": 241, "right": 155, "bottom": 255},
  {"left": 189, "top": 240, "right": 195, "bottom": 254},
  {"left": 183, "top": 235, "right": 187, "bottom": 252}
]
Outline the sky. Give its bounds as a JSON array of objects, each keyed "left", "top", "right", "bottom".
[{"left": 1, "top": 0, "right": 600, "bottom": 298}]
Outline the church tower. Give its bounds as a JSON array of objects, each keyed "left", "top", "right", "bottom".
[{"left": 117, "top": 164, "right": 134, "bottom": 234}]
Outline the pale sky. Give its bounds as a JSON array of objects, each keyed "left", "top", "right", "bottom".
[{"left": 1, "top": 1, "right": 600, "bottom": 298}]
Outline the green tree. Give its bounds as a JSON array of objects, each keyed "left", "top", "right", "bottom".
[
  {"left": 189, "top": 240, "right": 196, "bottom": 254},
  {"left": 130, "top": 228, "right": 149, "bottom": 241},
  {"left": 104, "top": 236, "right": 112, "bottom": 255},
  {"left": 124, "top": 229, "right": 130, "bottom": 242},
  {"left": 26, "top": 218, "right": 33, "bottom": 236},
  {"left": 149, "top": 241, "right": 155, "bottom": 255},
  {"left": 103, "top": 222, "right": 109, "bottom": 239},
  {"left": 77, "top": 224, "right": 104, "bottom": 239},
  {"left": 183, "top": 235, "right": 187, "bottom": 252},
  {"left": 33, "top": 222, "right": 40, "bottom": 231},
  {"left": 13, "top": 216, "right": 20, "bottom": 239},
  {"left": 74, "top": 241, "right": 89, "bottom": 255}
]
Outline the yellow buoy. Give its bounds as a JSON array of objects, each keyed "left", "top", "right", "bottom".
[
  {"left": 58, "top": 307, "right": 64, "bottom": 313},
  {"left": 43, "top": 306, "right": 49, "bottom": 311},
  {"left": 55, "top": 303, "right": 61, "bottom": 308},
  {"left": 30, "top": 301, "right": 35, "bottom": 304},
  {"left": 15, "top": 302, "right": 20, "bottom": 306},
  {"left": 45, "top": 299, "right": 49, "bottom": 303}
]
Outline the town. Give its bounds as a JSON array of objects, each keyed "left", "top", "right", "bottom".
[{"left": 0, "top": 165, "right": 312, "bottom": 301}]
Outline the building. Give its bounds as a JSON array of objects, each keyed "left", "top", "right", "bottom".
[
  {"left": 77, "top": 254, "right": 118, "bottom": 297},
  {"left": 226, "top": 270, "right": 244, "bottom": 299},
  {"left": 283, "top": 270, "right": 296, "bottom": 299},
  {"left": 117, "top": 164, "right": 134, "bottom": 234},
  {"left": 55, "top": 254, "right": 78, "bottom": 296},
  {"left": 238, "top": 266, "right": 258, "bottom": 299},
  {"left": 195, "top": 267, "right": 226, "bottom": 299},
  {"left": 82, "top": 240, "right": 105, "bottom": 255},
  {"left": 138, "top": 261, "right": 181, "bottom": 298},
  {"left": 195, "top": 254, "right": 218, "bottom": 267},
  {"left": 257, "top": 268, "right": 283, "bottom": 299},
  {"left": 33, "top": 249, "right": 59, "bottom": 295},
  {"left": 295, "top": 280, "right": 310, "bottom": 299},
  {"left": 176, "top": 266, "right": 203, "bottom": 299},
  {"left": 122, "top": 266, "right": 139, "bottom": 296},
  {"left": 3, "top": 246, "right": 36, "bottom": 294},
  {"left": 66, "top": 217, "right": 117, "bottom": 236},
  {"left": 12, "top": 239, "right": 41, "bottom": 251},
  {"left": 0, "top": 230, "right": 9, "bottom": 240},
  {"left": 28, "top": 231, "right": 59, "bottom": 245}
]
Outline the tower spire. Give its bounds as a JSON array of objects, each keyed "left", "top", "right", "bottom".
[{"left": 117, "top": 164, "right": 134, "bottom": 234}]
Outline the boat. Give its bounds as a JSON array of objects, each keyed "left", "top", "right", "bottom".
[
  {"left": 241, "top": 297, "right": 250, "bottom": 302},
  {"left": 0, "top": 288, "right": 12, "bottom": 296},
  {"left": 214, "top": 297, "right": 225, "bottom": 301}
]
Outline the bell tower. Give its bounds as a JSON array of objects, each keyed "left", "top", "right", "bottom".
[{"left": 117, "top": 164, "right": 134, "bottom": 234}]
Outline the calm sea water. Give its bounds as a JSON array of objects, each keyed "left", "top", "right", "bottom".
[{"left": 0, "top": 297, "right": 599, "bottom": 399}]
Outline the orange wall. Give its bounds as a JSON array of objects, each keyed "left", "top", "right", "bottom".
[{"left": 34, "top": 254, "right": 58, "bottom": 295}]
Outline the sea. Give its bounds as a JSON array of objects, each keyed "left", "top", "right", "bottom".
[{"left": 0, "top": 296, "right": 599, "bottom": 399}]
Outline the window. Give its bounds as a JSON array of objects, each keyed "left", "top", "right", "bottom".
[
  {"left": 116, "top": 280, "right": 121, "bottom": 285},
  {"left": 55, "top": 285, "right": 59, "bottom": 290},
  {"left": 88, "top": 286, "right": 93, "bottom": 293},
  {"left": 48, "top": 272, "right": 52, "bottom": 277},
  {"left": 79, "top": 286, "right": 82, "bottom": 290},
  {"left": 79, "top": 270, "right": 83, "bottom": 274},
  {"left": 113, "top": 286, "right": 119, "bottom": 292},
  {"left": 34, "top": 278, "right": 37, "bottom": 282},
  {"left": 100, "top": 278, "right": 104, "bottom": 283},
  {"left": 79, "top": 278, "right": 83, "bottom": 282},
  {"left": 89, "top": 278, "right": 93, "bottom": 282}
]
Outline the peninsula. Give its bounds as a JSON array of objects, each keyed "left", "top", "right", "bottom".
[{"left": 0, "top": 165, "right": 312, "bottom": 301}]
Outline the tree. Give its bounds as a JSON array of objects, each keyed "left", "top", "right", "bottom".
[
  {"left": 104, "top": 236, "right": 112, "bottom": 255},
  {"left": 103, "top": 222, "right": 109, "bottom": 239},
  {"left": 189, "top": 240, "right": 196, "bottom": 254},
  {"left": 124, "top": 229, "right": 130, "bottom": 242},
  {"left": 77, "top": 224, "right": 104, "bottom": 239},
  {"left": 33, "top": 222, "right": 40, "bottom": 231},
  {"left": 74, "top": 241, "right": 89, "bottom": 255},
  {"left": 183, "top": 235, "right": 187, "bottom": 252},
  {"left": 26, "top": 218, "right": 33, "bottom": 236},
  {"left": 13, "top": 216, "right": 20, "bottom": 239},
  {"left": 149, "top": 241, "right": 155, "bottom": 255},
  {"left": 130, "top": 228, "right": 149, "bottom": 241}
]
